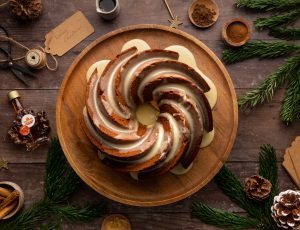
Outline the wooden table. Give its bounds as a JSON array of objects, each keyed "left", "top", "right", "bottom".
[{"left": 0, "top": 0, "right": 299, "bottom": 229}]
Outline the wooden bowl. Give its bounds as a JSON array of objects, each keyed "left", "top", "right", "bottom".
[
  {"left": 0, "top": 181, "right": 24, "bottom": 219},
  {"left": 222, "top": 18, "right": 251, "bottom": 47},
  {"left": 56, "top": 24, "right": 238, "bottom": 207},
  {"left": 188, "top": 0, "right": 219, "bottom": 28}
]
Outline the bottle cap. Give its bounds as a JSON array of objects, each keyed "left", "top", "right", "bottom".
[{"left": 7, "top": 90, "right": 21, "bottom": 101}]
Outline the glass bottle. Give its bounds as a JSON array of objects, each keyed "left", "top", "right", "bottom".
[{"left": 7, "top": 90, "right": 35, "bottom": 136}]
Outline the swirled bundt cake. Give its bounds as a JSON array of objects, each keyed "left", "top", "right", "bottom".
[{"left": 81, "top": 40, "right": 216, "bottom": 180}]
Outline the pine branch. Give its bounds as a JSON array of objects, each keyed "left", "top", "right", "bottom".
[
  {"left": 51, "top": 203, "right": 107, "bottom": 223},
  {"left": 255, "top": 9, "right": 300, "bottom": 29},
  {"left": 238, "top": 54, "right": 300, "bottom": 110},
  {"left": 0, "top": 201, "right": 50, "bottom": 230},
  {"left": 192, "top": 202, "right": 260, "bottom": 229},
  {"left": 44, "top": 137, "right": 81, "bottom": 203},
  {"left": 222, "top": 41, "right": 300, "bottom": 64},
  {"left": 236, "top": 0, "right": 300, "bottom": 11},
  {"left": 269, "top": 27, "right": 300, "bottom": 40},
  {"left": 40, "top": 223, "right": 61, "bottom": 230},
  {"left": 258, "top": 145, "right": 279, "bottom": 229},
  {"left": 0, "top": 138, "right": 107, "bottom": 229},
  {"left": 280, "top": 69, "right": 300, "bottom": 123},
  {"left": 215, "top": 166, "right": 261, "bottom": 219}
]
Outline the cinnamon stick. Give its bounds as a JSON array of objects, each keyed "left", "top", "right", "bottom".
[
  {"left": 0, "top": 187, "right": 11, "bottom": 197},
  {"left": 0, "top": 190, "right": 19, "bottom": 211},
  {"left": 0, "top": 200, "right": 18, "bottom": 219}
]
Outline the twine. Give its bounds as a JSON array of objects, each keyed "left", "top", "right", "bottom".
[
  {"left": 0, "top": 35, "right": 58, "bottom": 71},
  {"left": 0, "top": 1, "right": 9, "bottom": 8}
]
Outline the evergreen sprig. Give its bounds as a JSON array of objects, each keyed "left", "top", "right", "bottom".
[
  {"left": 0, "top": 138, "right": 107, "bottom": 230},
  {"left": 222, "top": 41, "right": 300, "bottom": 64},
  {"left": 236, "top": 0, "right": 300, "bottom": 11},
  {"left": 215, "top": 166, "right": 260, "bottom": 219},
  {"left": 224, "top": 0, "right": 300, "bottom": 123},
  {"left": 51, "top": 203, "right": 107, "bottom": 223},
  {"left": 259, "top": 145, "right": 279, "bottom": 229},
  {"left": 269, "top": 27, "right": 300, "bottom": 40},
  {"left": 192, "top": 145, "right": 280, "bottom": 230},
  {"left": 39, "top": 223, "right": 61, "bottom": 230},
  {"left": 238, "top": 54, "right": 300, "bottom": 115},
  {"left": 255, "top": 9, "right": 300, "bottom": 29},
  {"left": 192, "top": 203, "right": 260, "bottom": 229},
  {"left": 280, "top": 69, "right": 300, "bottom": 123}
]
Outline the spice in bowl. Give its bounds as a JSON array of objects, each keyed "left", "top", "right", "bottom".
[
  {"left": 0, "top": 182, "right": 24, "bottom": 219},
  {"left": 222, "top": 18, "right": 251, "bottom": 46},
  {"left": 188, "top": 0, "right": 219, "bottom": 28},
  {"left": 192, "top": 4, "right": 215, "bottom": 26},
  {"left": 101, "top": 214, "right": 131, "bottom": 230}
]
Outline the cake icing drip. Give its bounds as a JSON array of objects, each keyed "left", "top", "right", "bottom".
[{"left": 82, "top": 40, "right": 216, "bottom": 179}]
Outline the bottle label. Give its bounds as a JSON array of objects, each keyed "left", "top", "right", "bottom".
[
  {"left": 19, "top": 125, "right": 30, "bottom": 136},
  {"left": 21, "top": 114, "right": 35, "bottom": 128}
]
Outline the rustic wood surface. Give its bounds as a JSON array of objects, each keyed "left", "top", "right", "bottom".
[{"left": 0, "top": 0, "right": 299, "bottom": 229}]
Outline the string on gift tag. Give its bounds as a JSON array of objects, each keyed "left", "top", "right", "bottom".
[
  {"left": 0, "top": 1, "right": 9, "bottom": 8},
  {"left": 0, "top": 35, "right": 58, "bottom": 71}
]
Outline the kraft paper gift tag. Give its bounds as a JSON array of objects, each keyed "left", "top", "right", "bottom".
[
  {"left": 283, "top": 136, "right": 300, "bottom": 189},
  {"left": 44, "top": 11, "right": 94, "bottom": 56}
]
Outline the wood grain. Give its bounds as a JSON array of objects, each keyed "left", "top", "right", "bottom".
[
  {"left": 0, "top": 0, "right": 299, "bottom": 228},
  {"left": 56, "top": 24, "right": 238, "bottom": 206}
]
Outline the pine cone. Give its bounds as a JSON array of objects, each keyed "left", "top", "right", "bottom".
[
  {"left": 271, "top": 190, "right": 300, "bottom": 229},
  {"left": 9, "top": 0, "right": 42, "bottom": 20},
  {"left": 244, "top": 175, "right": 272, "bottom": 201}
]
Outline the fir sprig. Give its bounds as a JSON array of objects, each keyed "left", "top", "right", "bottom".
[
  {"left": 255, "top": 9, "right": 300, "bottom": 29},
  {"left": 222, "top": 41, "right": 300, "bottom": 64},
  {"left": 259, "top": 145, "right": 279, "bottom": 229},
  {"left": 280, "top": 69, "right": 300, "bottom": 123},
  {"left": 0, "top": 202, "right": 50, "bottom": 230},
  {"left": 192, "top": 203, "right": 260, "bottom": 229},
  {"left": 269, "top": 27, "right": 300, "bottom": 40},
  {"left": 51, "top": 203, "right": 107, "bottom": 223},
  {"left": 238, "top": 54, "right": 300, "bottom": 114},
  {"left": 225, "top": 0, "right": 300, "bottom": 123},
  {"left": 40, "top": 223, "right": 61, "bottom": 230},
  {"left": 236, "top": 0, "right": 300, "bottom": 11},
  {"left": 215, "top": 166, "right": 260, "bottom": 219},
  {"left": 0, "top": 138, "right": 107, "bottom": 229},
  {"left": 192, "top": 145, "right": 280, "bottom": 230},
  {"left": 44, "top": 138, "right": 81, "bottom": 203}
]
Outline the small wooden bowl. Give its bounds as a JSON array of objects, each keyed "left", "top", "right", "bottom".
[
  {"left": 0, "top": 181, "right": 24, "bottom": 219},
  {"left": 101, "top": 214, "right": 131, "bottom": 230},
  {"left": 222, "top": 18, "right": 251, "bottom": 47},
  {"left": 188, "top": 0, "right": 219, "bottom": 28}
]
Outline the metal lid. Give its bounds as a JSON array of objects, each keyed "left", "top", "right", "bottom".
[{"left": 7, "top": 90, "right": 21, "bottom": 101}]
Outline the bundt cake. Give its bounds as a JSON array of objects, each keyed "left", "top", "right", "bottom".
[{"left": 81, "top": 40, "right": 217, "bottom": 180}]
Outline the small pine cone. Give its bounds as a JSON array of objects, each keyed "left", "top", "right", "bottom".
[
  {"left": 244, "top": 175, "right": 272, "bottom": 201},
  {"left": 271, "top": 190, "right": 300, "bottom": 229},
  {"left": 9, "top": 0, "right": 42, "bottom": 20}
]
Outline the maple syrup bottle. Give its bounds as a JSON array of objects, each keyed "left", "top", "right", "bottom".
[
  {"left": 8, "top": 90, "right": 35, "bottom": 136},
  {"left": 7, "top": 90, "right": 51, "bottom": 151}
]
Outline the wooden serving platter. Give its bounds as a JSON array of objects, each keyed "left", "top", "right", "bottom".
[{"left": 56, "top": 24, "right": 238, "bottom": 206}]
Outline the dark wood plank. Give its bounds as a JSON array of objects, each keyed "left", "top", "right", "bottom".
[
  {"left": 0, "top": 0, "right": 299, "bottom": 229},
  {"left": 0, "top": 0, "right": 277, "bottom": 41},
  {"left": 0, "top": 162, "right": 296, "bottom": 229},
  {"left": 0, "top": 40, "right": 290, "bottom": 89},
  {"left": 0, "top": 163, "right": 296, "bottom": 213}
]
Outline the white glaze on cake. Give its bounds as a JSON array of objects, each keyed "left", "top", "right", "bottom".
[{"left": 83, "top": 39, "right": 217, "bottom": 178}]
